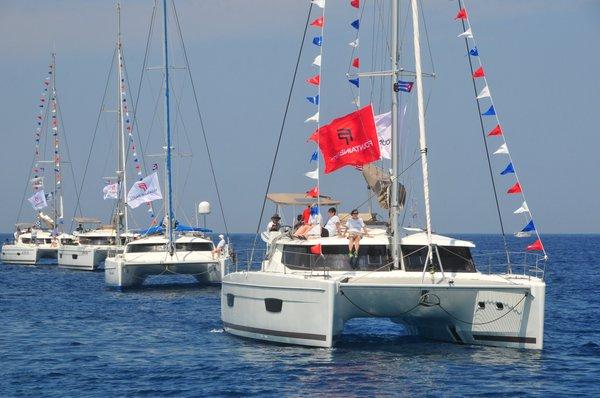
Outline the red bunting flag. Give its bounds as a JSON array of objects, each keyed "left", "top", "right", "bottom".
[
  {"left": 526, "top": 239, "right": 544, "bottom": 251},
  {"left": 309, "top": 104, "right": 380, "bottom": 174},
  {"left": 350, "top": 0, "right": 359, "bottom": 8},
  {"left": 306, "top": 74, "right": 321, "bottom": 86},
  {"left": 487, "top": 124, "right": 503, "bottom": 136},
  {"left": 352, "top": 57, "right": 360, "bottom": 68},
  {"left": 310, "top": 244, "right": 322, "bottom": 255},
  {"left": 310, "top": 16, "right": 324, "bottom": 28},
  {"left": 472, "top": 67, "right": 485, "bottom": 78},
  {"left": 455, "top": 9, "right": 468, "bottom": 20},
  {"left": 507, "top": 182, "right": 522, "bottom": 194},
  {"left": 306, "top": 186, "right": 319, "bottom": 198}
]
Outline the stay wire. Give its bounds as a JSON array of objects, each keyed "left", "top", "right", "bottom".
[{"left": 248, "top": 3, "right": 314, "bottom": 268}]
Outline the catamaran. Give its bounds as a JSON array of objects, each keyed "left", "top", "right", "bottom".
[
  {"left": 221, "top": 0, "right": 547, "bottom": 349},
  {"left": 104, "top": 0, "right": 230, "bottom": 288}
]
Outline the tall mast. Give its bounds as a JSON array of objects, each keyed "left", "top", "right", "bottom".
[
  {"left": 116, "top": 1, "right": 128, "bottom": 241},
  {"left": 410, "top": 0, "right": 434, "bottom": 262},
  {"left": 51, "top": 52, "right": 60, "bottom": 231},
  {"left": 390, "top": 0, "right": 400, "bottom": 269},
  {"left": 162, "top": 0, "right": 175, "bottom": 254}
]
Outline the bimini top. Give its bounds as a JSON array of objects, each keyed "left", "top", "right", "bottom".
[
  {"left": 73, "top": 217, "right": 102, "bottom": 224},
  {"left": 267, "top": 193, "right": 340, "bottom": 206}
]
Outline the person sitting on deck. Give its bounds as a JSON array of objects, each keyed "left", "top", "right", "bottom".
[
  {"left": 301, "top": 205, "right": 311, "bottom": 224},
  {"left": 294, "top": 205, "right": 321, "bottom": 239},
  {"left": 293, "top": 214, "right": 304, "bottom": 232},
  {"left": 212, "top": 234, "right": 226, "bottom": 259},
  {"left": 346, "top": 209, "right": 369, "bottom": 257},
  {"left": 323, "top": 207, "right": 341, "bottom": 237},
  {"left": 267, "top": 214, "right": 281, "bottom": 232}
]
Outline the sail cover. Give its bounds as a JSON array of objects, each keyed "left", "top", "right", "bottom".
[{"left": 361, "top": 164, "right": 405, "bottom": 209}]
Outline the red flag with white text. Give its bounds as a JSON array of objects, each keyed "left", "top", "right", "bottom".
[{"left": 308, "top": 104, "right": 380, "bottom": 174}]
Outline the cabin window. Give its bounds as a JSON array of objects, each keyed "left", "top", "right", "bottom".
[
  {"left": 79, "top": 237, "right": 113, "bottom": 245},
  {"left": 175, "top": 242, "right": 213, "bottom": 252},
  {"left": 127, "top": 243, "right": 166, "bottom": 253},
  {"left": 401, "top": 245, "right": 476, "bottom": 272},
  {"left": 282, "top": 244, "right": 390, "bottom": 271},
  {"left": 21, "top": 238, "right": 31, "bottom": 244}
]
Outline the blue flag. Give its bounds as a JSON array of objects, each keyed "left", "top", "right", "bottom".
[
  {"left": 397, "top": 80, "right": 414, "bottom": 92},
  {"left": 313, "top": 36, "right": 323, "bottom": 46},
  {"left": 469, "top": 47, "right": 479, "bottom": 56},
  {"left": 351, "top": 19, "right": 360, "bottom": 30},
  {"left": 500, "top": 162, "right": 514, "bottom": 175},
  {"left": 521, "top": 220, "right": 536, "bottom": 232},
  {"left": 307, "top": 95, "right": 319, "bottom": 105},
  {"left": 348, "top": 78, "right": 359, "bottom": 88},
  {"left": 310, "top": 151, "right": 318, "bottom": 163},
  {"left": 482, "top": 105, "right": 496, "bottom": 116}
]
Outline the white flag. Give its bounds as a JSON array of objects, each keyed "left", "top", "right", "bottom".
[
  {"left": 126, "top": 172, "right": 163, "bottom": 209},
  {"left": 312, "top": 55, "right": 321, "bottom": 67},
  {"left": 374, "top": 112, "right": 392, "bottom": 160},
  {"left": 311, "top": 0, "right": 325, "bottom": 8},
  {"left": 30, "top": 177, "right": 44, "bottom": 189},
  {"left": 514, "top": 201, "right": 529, "bottom": 214},
  {"left": 458, "top": 28, "right": 473, "bottom": 39},
  {"left": 103, "top": 183, "right": 119, "bottom": 200},
  {"left": 305, "top": 112, "right": 319, "bottom": 123},
  {"left": 476, "top": 85, "right": 490, "bottom": 99},
  {"left": 349, "top": 38, "right": 359, "bottom": 48},
  {"left": 351, "top": 98, "right": 360, "bottom": 106},
  {"left": 304, "top": 169, "right": 319, "bottom": 179},
  {"left": 28, "top": 190, "right": 48, "bottom": 210},
  {"left": 493, "top": 143, "right": 508, "bottom": 155}
]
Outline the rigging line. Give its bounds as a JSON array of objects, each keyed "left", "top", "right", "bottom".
[
  {"left": 15, "top": 155, "right": 37, "bottom": 228},
  {"left": 171, "top": 0, "right": 230, "bottom": 237},
  {"left": 418, "top": 0, "right": 436, "bottom": 76},
  {"left": 340, "top": 289, "right": 422, "bottom": 318},
  {"left": 72, "top": 48, "right": 117, "bottom": 226},
  {"left": 457, "top": 0, "right": 510, "bottom": 263},
  {"left": 247, "top": 3, "right": 314, "bottom": 268}
]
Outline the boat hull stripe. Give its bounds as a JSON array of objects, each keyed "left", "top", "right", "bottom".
[
  {"left": 473, "top": 334, "right": 536, "bottom": 344},
  {"left": 222, "top": 321, "right": 327, "bottom": 342}
]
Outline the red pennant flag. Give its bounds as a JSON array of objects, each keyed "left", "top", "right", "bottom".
[
  {"left": 487, "top": 124, "right": 503, "bottom": 136},
  {"left": 526, "top": 239, "right": 544, "bottom": 251},
  {"left": 472, "top": 67, "right": 485, "bottom": 78},
  {"left": 306, "top": 74, "right": 321, "bottom": 86},
  {"left": 507, "top": 182, "right": 522, "bottom": 194},
  {"left": 310, "top": 17, "right": 324, "bottom": 27},
  {"left": 308, "top": 104, "right": 381, "bottom": 174},
  {"left": 306, "top": 186, "right": 319, "bottom": 198},
  {"left": 350, "top": 0, "right": 359, "bottom": 8},
  {"left": 310, "top": 244, "right": 322, "bottom": 255},
  {"left": 352, "top": 57, "right": 360, "bottom": 68},
  {"left": 455, "top": 9, "right": 467, "bottom": 20}
]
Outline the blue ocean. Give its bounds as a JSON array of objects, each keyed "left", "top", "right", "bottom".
[{"left": 1, "top": 233, "right": 598, "bottom": 397}]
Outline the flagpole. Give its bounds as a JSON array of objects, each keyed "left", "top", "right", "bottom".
[
  {"left": 162, "top": 0, "right": 175, "bottom": 254},
  {"left": 116, "top": 1, "right": 128, "bottom": 243},
  {"left": 51, "top": 52, "right": 59, "bottom": 232},
  {"left": 390, "top": 0, "right": 400, "bottom": 270}
]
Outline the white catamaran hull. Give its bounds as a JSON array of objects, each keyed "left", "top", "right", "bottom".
[
  {"left": 1, "top": 245, "right": 41, "bottom": 265},
  {"left": 222, "top": 271, "right": 545, "bottom": 349},
  {"left": 57, "top": 245, "right": 116, "bottom": 271}
]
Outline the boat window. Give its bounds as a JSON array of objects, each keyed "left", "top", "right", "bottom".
[
  {"left": 282, "top": 244, "right": 390, "bottom": 271},
  {"left": 175, "top": 242, "right": 213, "bottom": 252},
  {"left": 21, "top": 238, "right": 31, "bottom": 244},
  {"left": 401, "top": 245, "right": 476, "bottom": 272},
  {"left": 127, "top": 243, "right": 166, "bottom": 253},
  {"left": 79, "top": 237, "right": 113, "bottom": 245}
]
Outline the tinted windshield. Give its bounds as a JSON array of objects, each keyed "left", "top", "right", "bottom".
[
  {"left": 401, "top": 245, "right": 476, "bottom": 272},
  {"left": 282, "top": 244, "right": 390, "bottom": 271}
]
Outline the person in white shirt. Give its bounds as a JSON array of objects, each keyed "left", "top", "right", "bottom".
[
  {"left": 324, "top": 207, "right": 340, "bottom": 237},
  {"left": 345, "top": 209, "right": 369, "bottom": 257},
  {"left": 212, "top": 234, "right": 226, "bottom": 259},
  {"left": 266, "top": 214, "right": 281, "bottom": 232}
]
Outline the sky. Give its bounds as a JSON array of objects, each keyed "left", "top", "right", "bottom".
[{"left": 0, "top": 0, "right": 599, "bottom": 236}]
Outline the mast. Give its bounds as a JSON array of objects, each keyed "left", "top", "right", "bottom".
[
  {"left": 162, "top": 0, "right": 175, "bottom": 254},
  {"left": 410, "top": 0, "right": 434, "bottom": 263},
  {"left": 390, "top": 0, "right": 400, "bottom": 269},
  {"left": 116, "top": 1, "right": 128, "bottom": 242},
  {"left": 51, "top": 52, "right": 60, "bottom": 232}
]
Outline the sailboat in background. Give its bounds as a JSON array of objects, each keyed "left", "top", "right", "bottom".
[
  {"left": 2, "top": 55, "right": 77, "bottom": 265},
  {"left": 104, "top": 0, "right": 230, "bottom": 288},
  {"left": 221, "top": 0, "right": 547, "bottom": 349}
]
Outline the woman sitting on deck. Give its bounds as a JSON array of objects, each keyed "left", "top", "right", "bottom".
[
  {"left": 293, "top": 205, "right": 322, "bottom": 239},
  {"left": 346, "top": 209, "right": 369, "bottom": 257}
]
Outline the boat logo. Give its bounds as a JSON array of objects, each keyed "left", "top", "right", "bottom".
[
  {"left": 136, "top": 182, "right": 148, "bottom": 191},
  {"left": 337, "top": 128, "right": 353, "bottom": 145}
]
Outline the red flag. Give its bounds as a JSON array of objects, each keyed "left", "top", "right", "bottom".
[
  {"left": 306, "top": 186, "right": 319, "bottom": 198},
  {"left": 350, "top": 0, "right": 359, "bottom": 8},
  {"left": 472, "top": 67, "right": 485, "bottom": 78},
  {"left": 455, "top": 9, "right": 467, "bottom": 20},
  {"left": 526, "top": 239, "right": 544, "bottom": 251},
  {"left": 306, "top": 74, "right": 320, "bottom": 86},
  {"left": 352, "top": 57, "right": 360, "bottom": 68},
  {"left": 310, "top": 244, "right": 322, "bottom": 255},
  {"left": 487, "top": 124, "right": 503, "bottom": 136},
  {"left": 308, "top": 104, "right": 380, "bottom": 174},
  {"left": 507, "top": 182, "right": 522, "bottom": 194},
  {"left": 310, "top": 17, "right": 324, "bottom": 27}
]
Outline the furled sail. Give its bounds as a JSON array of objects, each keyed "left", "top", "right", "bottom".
[{"left": 361, "top": 163, "right": 405, "bottom": 209}]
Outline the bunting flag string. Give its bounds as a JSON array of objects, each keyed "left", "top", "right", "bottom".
[{"left": 346, "top": 0, "right": 361, "bottom": 108}]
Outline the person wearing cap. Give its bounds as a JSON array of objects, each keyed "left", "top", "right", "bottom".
[
  {"left": 212, "top": 234, "right": 226, "bottom": 259},
  {"left": 345, "top": 209, "right": 369, "bottom": 258},
  {"left": 267, "top": 214, "right": 281, "bottom": 232}
]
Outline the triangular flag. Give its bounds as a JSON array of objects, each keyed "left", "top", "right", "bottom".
[
  {"left": 469, "top": 47, "right": 479, "bottom": 56},
  {"left": 313, "top": 36, "right": 323, "bottom": 46},
  {"left": 487, "top": 124, "right": 502, "bottom": 136},
  {"left": 351, "top": 19, "right": 360, "bottom": 30},
  {"left": 311, "top": 0, "right": 325, "bottom": 8},
  {"left": 307, "top": 95, "right": 319, "bottom": 105},
  {"left": 306, "top": 186, "right": 319, "bottom": 198},
  {"left": 521, "top": 220, "right": 536, "bottom": 232},
  {"left": 455, "top": 9, "right": 467, "bottom": 20},
  {"left": 476, "top": 85, "right": 490, "bottom": 99},
  {"left": 458, "top": 28, "right": 473, "bottom": 39},
  {"left": 349, "top": 38, "right": 359, "bottom": 48},
  {"left": 493, "top": 143, "right": 509, "bottom": 155},
  {"left": 310, "top": 17, "right": 324, "bottom": 27},
  {"left": 313, "top": 54, "right": 321, "bottom": 67},
  {"left": 526, "top": 239, "right": 544, "bottom": 251},
  {"left": 514, "top": 201, "right": 529, "bottom": 214},
  {"left": 472, "top": 67, "right": 485, "bottom": 78},
  {"left": 352, "top": 57, "right": 360, "bottom": 68},
  {"left": 305, "top": 112, "right": 319, "bottom": 123},
  {"left": 507, "top": 182, "right": 522, "bottom": 194},
  {"left": 500, "top": 162, "right": 515, "bottom": 175},
  {"left": 482, "top": 105, "right": 496, "bottom": 116},
  {"left": 348, "top": 78, "right": 360, "bottom": 88},
  {"left": 310, "top": 244, "right": 322, "bottom": 255},
  {"left": 307, "top": 74, "right": 320, "bottom": 86},
  {"left": 305, "top": 168, "right": 319, "bottom": 179},
  {"left": 310, "top": 151, "right": 319, "bottom": 163},
  {"left": 350, "top": 0, "right": 359, "bottom": 8},
  {"left": 351, "top": 97, "right": 360, "bottom": 106}
]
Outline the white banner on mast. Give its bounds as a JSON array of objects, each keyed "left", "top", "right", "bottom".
[
  {"left": 126, "top": 172, "right": 162, "bottom": 209},
  {"left": 28, "top": 190, "right": 48, "bottom": 210},
  {"left": 103, "top": 183, "right": 118, "bottom": 200}
]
